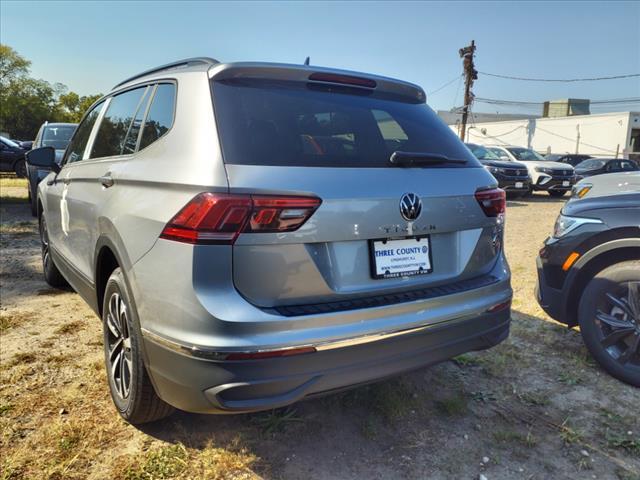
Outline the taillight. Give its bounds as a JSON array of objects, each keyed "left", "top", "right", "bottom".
[
  {"left": 475, "top": 188, "right": 506, "bottom": 217},
  {"left": 308, "top": 72, "right": 377, "bottom": 88},
  {"left": 160, "top": 193, "right": 321, "bottom": 245}
]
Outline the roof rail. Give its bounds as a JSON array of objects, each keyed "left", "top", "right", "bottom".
[{"left": 112, "top": 57, "right": 219, "bottom": 89}]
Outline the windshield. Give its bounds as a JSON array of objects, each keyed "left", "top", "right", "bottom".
[
  {"left": 0, "top": 136, "right": 20, "bottom": 148},
  {"left": 212, "top": 79, "right": 479, "bottom": 168},
  {"left": 576, "top": 159, "right": 605, "bottom": 170},
  {"left": 467, "top": 144, "right": 500, "bottom": 160},
  {"left": 42, "top": 125, "right": 76, "bottom": 150},
  {"left": 507, "top": 147, "right": 545, "bottom": 161}
]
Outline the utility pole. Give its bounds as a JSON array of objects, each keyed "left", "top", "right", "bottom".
[{"left": 459, "top": 40, "right": 477, "bottom": 142}]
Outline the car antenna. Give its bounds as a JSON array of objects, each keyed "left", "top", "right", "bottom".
[{"left": 304, "top": 56, "right": 310, "bottom": 66}]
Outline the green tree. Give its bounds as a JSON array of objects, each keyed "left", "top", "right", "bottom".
[
  {"left": 0, "top": 44, "right": 102, "bottom": 138},
  {"left": 0, "top": 44, "right": 30, "bottom": 88}
]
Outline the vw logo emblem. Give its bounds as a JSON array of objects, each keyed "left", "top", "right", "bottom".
[{"left": 399, "top": 193, "right": 422, "bottom": 221}]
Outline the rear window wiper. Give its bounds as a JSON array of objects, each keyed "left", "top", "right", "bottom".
[{"left": 389, "top": 151, "right": 467, "bottom": 167}]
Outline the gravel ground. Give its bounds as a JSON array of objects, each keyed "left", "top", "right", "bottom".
[{"left": 1, "top": 180, "right": 638, "bottom": 480}]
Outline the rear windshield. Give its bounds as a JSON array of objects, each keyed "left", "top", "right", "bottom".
[
  {"left": 42, "top": 125, "right": 76, "bottom": 150},
  {"left": 211, "top": 79, "right": 479, "bottom": 168}
]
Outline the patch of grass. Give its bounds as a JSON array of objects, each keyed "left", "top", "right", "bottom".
[
  {"left": 615, "top": 466, "right": 640, "bottom": 480},
  {"left": 124, "top": 444, "right": 188, "bottom": 479},
  {"left": 0, "top": 403, "right": 14, "bottom": 415},
  {"left": 476, "top": 343, "right": 523, "bottom": 377},
  {"left": 434, "top": 392, "right": 468, "bottom": 416},
  {"left": 0, "top": 311, "right": 35, "bottom": 332},
  {"left": 557, "top": 370, "right": 584, "bottom": 386},
  {"left": 452, "top": 353, "right": 480, "bottom": 367},
  {"left": 559, "top": 418, "right": 584, "bottom": 445},
  {"left": 0, "top": 178, "right": 28, "bottom": 188},
  {"left": 10, "top": 352, "right": 37, "bottom": 366},
  {"left": 605, "top": 430, "right": 640, "bottom": 454},
  {"left": 252, "top": 407, "right": 303, "bottom": 434},
  {"left": 493, "top": 429, "right": 537, "bottom": 448},
  {"left": 0, "top": 195, "right": 28, "bottom": 204},
  {"left": 518, "top": 391, "right": 551, "bottom": 407},
  {"left": 54, "top": 321, "right": 84, "bottom": 335},
  {"left": 339, "top": 379, "right": 419, "bottom": 422},
  {"left": 119, "top": 442, "right": 258, "bottom": 480},
  {"left": 45, "top": 353, "right": 73, "bottom": 367}
]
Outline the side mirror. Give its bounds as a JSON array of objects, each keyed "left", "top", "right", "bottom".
[{"left": 26, "top": 147, "right": 59, "bottom": 173}]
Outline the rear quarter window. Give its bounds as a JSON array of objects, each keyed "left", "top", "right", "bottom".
[
  {"left": 139, "top": 83, "right": 176, "bottom": 150},
  {"left": 212, "top": 79, "right": 479, "bottom": 168}
]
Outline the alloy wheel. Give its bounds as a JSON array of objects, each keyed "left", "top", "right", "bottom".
[
  {"left": 106, "top": 292, "right": 133, "bottom": 399},
  {"left": 595, "top": 281, "right": 640, "bottom": 366},
  {"left": 40, "top": 216, "right": 51, "bottom": 269}
]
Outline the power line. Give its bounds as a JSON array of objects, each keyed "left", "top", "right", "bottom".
[
  {"left": 475, "top": 97, "right": 640, "bottom": 106},
  {"left": 478, "top": 72, "right": 640, "bottom": 82},
  {"left": 427, "top": 74, "right": 463, "bottom": 96}
]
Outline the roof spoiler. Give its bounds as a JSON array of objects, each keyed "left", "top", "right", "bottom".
[{"left": 209, "top": 62, "right": 427, "bottom": 103}]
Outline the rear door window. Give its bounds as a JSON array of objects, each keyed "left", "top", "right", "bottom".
[
  {"left": 212, "top": 79, "right": 478, "bottom": 168},
  {"left": 139, "top": 83, "right": 176, "bottom": 150},
  {"left": 90, "top": 86, "right": 148, "bottom": 159}
]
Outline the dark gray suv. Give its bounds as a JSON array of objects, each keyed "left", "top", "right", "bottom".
[{"left": 28, "top": 58, "right": 512, "bottom": 423}]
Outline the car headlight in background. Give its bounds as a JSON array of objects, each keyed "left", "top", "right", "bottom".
[
  {"left": 484, "top": 165, "right": 500, "bottom": 174},
  {"left": 552, "top": 214, "right": 602, "bottom": 239},
  {"left": 535, "top": 167, "right": 553, "bottom": 174},
  {"left": 572, "top": 183, "right": 592, "bottom": 198}
]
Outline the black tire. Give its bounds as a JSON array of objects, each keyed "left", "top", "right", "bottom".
[
  {"left": 39, "top": 214, "right": 68, "bottom": 288},
  {"left": 102, "top": 268, "right": 175, "bottom": 424},
  {"left": 548, "top": 190, "right": 566, "bottom": 198},
  {"left": 14, "top": 159, "right": 27, "bottom": 178},
  {"left": 29, "top": 188, "right": 37, "bottom": 217},
  {"left": 578, "top": 261, "right": 640, "bottom": 387}
]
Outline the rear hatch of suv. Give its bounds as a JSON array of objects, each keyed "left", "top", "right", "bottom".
[{"left": 209, "top": 65, "right": 503, "bottom": 309}]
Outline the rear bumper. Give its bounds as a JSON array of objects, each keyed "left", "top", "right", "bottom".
[{"left": 143, "top": 308, "right": 510, "bottom": 413}]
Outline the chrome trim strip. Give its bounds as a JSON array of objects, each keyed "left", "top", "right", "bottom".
[{"left": 141, "top": 296, "right": 511, "bottom": 361}]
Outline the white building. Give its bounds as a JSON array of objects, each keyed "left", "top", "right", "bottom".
[{"left": 451, "top": 111, "right": 640, "bottom": 160}]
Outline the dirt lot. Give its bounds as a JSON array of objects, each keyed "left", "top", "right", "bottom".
[{"left": 1, "top": 178, "right": 638, "bottom": 480}]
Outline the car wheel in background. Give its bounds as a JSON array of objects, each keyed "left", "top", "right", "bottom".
[
  {"left": 578, "top": 261, "right": 640, "bottom": 387},
  {"left": 548, "top": 190, "right": 566, "bottom": 198},
  {"left": 14, "top": 159, "right": 27, "bottom": 178},
  {"left": 39, "top": 214, "right": 68, "bottom": 288},
  {"left": 28, "top": 188, "right": 37, "bottom": 217},
  {"left": 102, "top": 267, "right": 175, "bottom": 424}
]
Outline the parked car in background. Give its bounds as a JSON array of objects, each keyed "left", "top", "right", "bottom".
[
  {"left": 545, "top": 153, "right": 593, "bottom": 167},
  {"left": 465, "top": 143, "right": 531, "bottom": 197},
  {"left": 574, "top": 158, "right": 639, "bottom": 181},
  {"left": 26, "top": 122, "right": 77, "bottom": 216},
  {"left": 487, "top": 145, "right": 576, "bottom": 197},
  {"left": 536, "top": 171, "right": 640, "bottom": 386},
  {"left": 30, "top": 58, "right": 512, "bottom": 424},
  {"left": 0, "top": 136, "right": 28, "bottom": 177}
]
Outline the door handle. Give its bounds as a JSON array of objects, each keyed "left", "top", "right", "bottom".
[{"left": 99, "top": 174, "right": 114, "bottom": 188}]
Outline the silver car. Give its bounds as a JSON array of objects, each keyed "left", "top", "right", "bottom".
[{"left": 28, "top": 58, "right": 512, "bottom": 423}]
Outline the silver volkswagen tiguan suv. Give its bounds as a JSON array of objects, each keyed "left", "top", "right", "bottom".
[{"left": 28, "top": 58, "right": 512, "bottom": 423}]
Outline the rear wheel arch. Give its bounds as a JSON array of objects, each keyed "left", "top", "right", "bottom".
[
  {"left": 566, "top": 244, "right": 640, "bottom": 326},
  {"left": 95, "top": 243, "right": 121, "bottom": 317}
]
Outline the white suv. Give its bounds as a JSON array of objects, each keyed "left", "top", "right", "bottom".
[{"left": 487, "top": 145, "right": 576, "bottom": 197}]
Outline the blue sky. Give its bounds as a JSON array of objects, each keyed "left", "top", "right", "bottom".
[{"left": 1, "top": 1, "right": 638, "bottom": 114}]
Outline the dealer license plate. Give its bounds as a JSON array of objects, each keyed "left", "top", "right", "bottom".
[
  {"left": 370, "top": 237, "right": 432, "bottom": 279},
  {"left": 515, "top": 182, "right": 523, "bottom": 188},
  {"left": 562, "top": 180, "right": 570, "bottom": 186}
]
